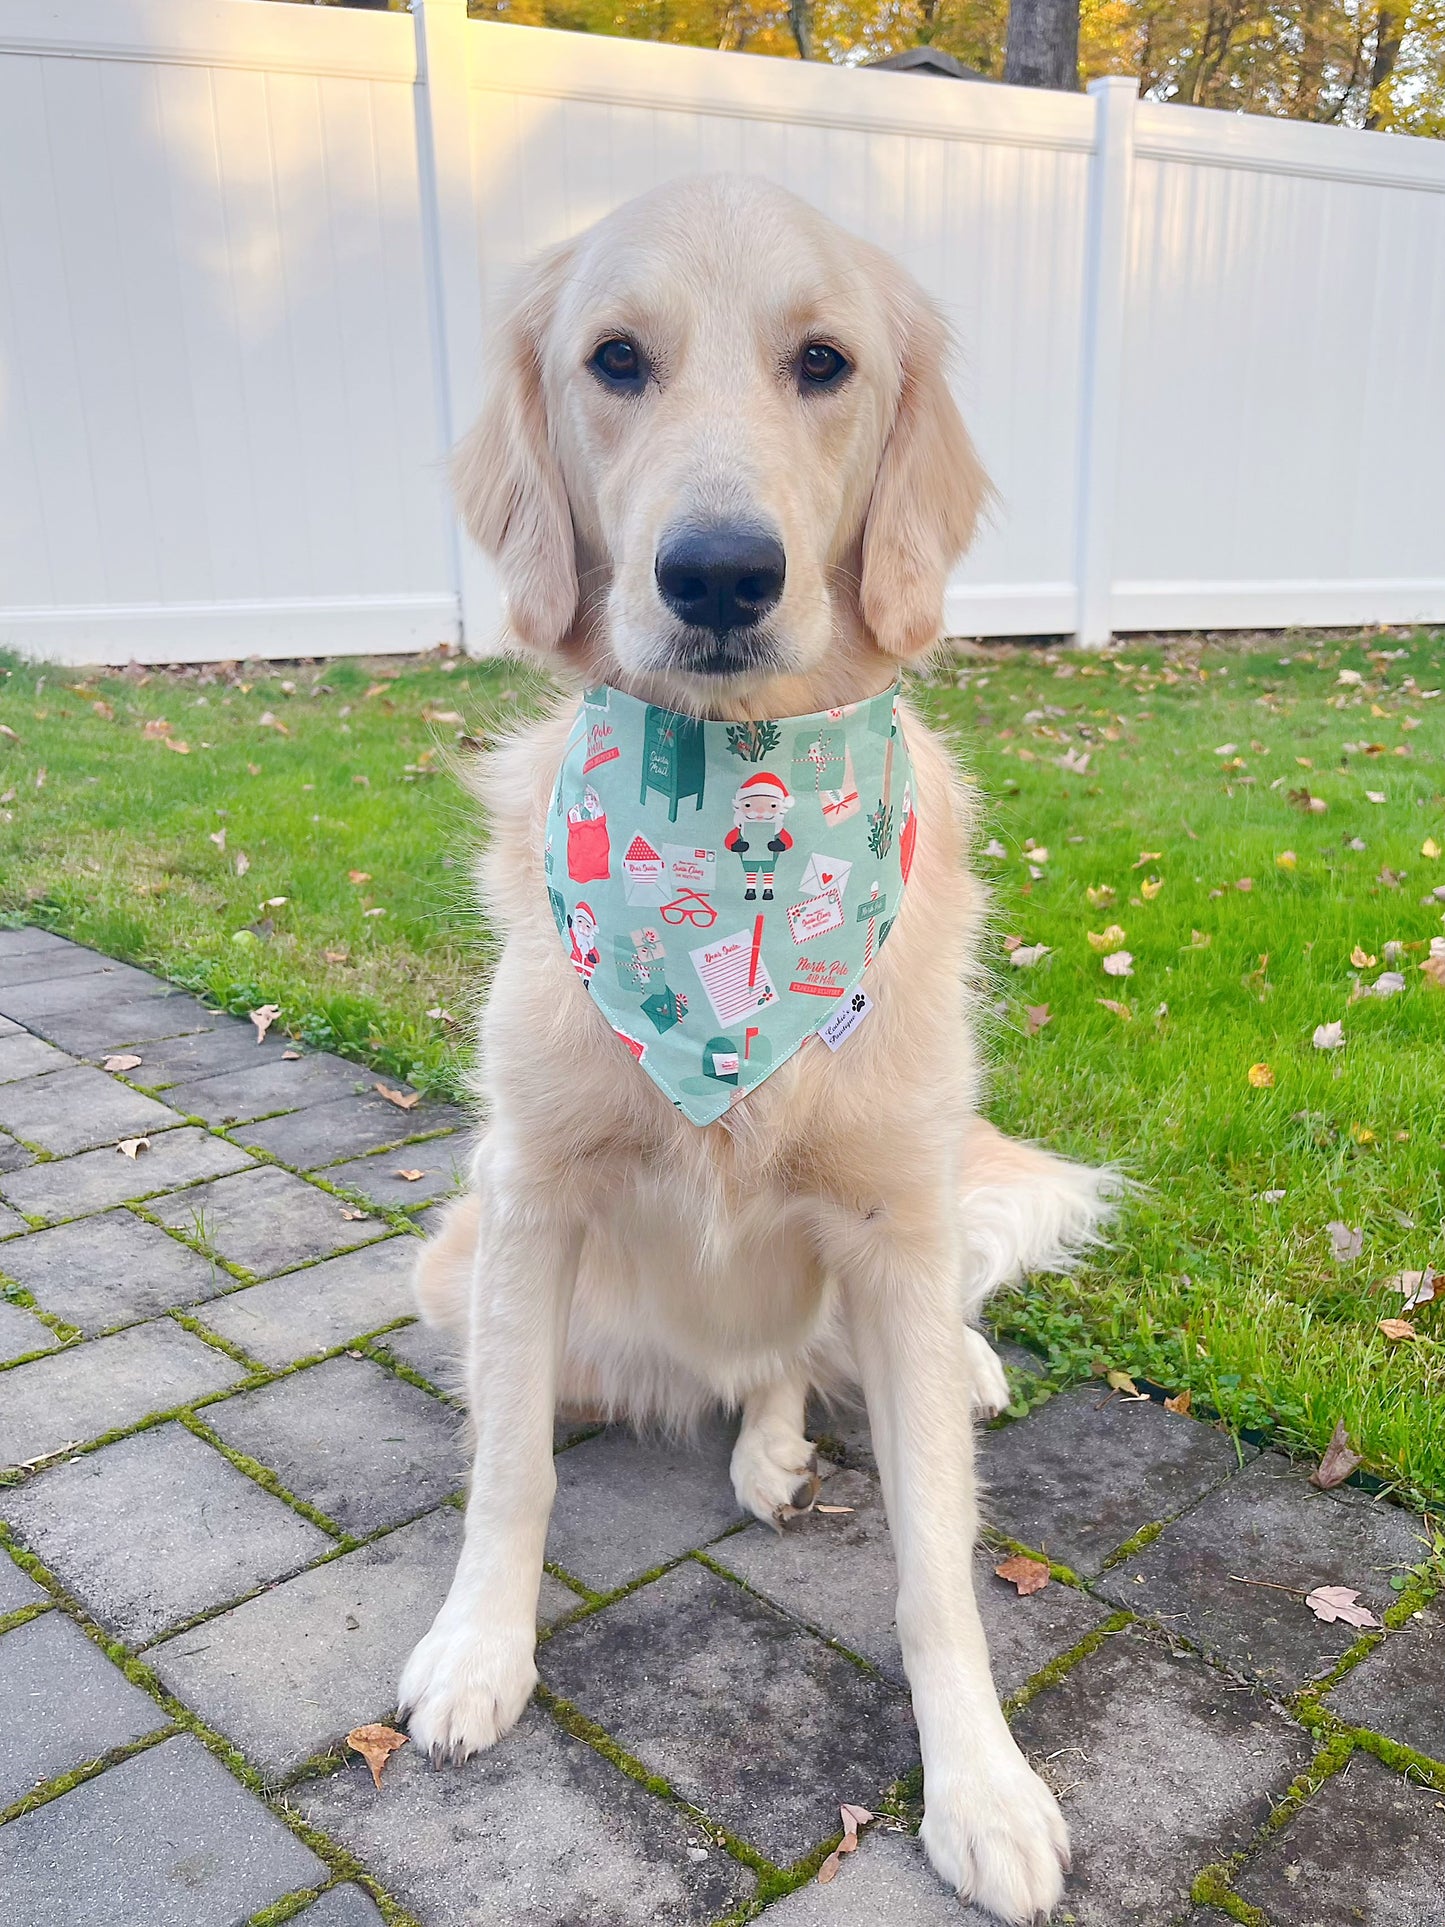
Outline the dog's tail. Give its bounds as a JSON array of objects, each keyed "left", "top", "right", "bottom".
[
  {"left": 412, "top": 1187, "right": 481, "bottom": 1335},
  {"left": 957, "top": 1117, "right": 1122, "bottom": 1320}
]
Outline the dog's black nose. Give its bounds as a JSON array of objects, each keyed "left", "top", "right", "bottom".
[{"left": 655, "top": 526, "right": 785, "bottom": 635}]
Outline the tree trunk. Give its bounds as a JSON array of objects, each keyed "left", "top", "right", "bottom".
[
  {"left": 1366, "top": 4, "right": 1405, "bottom": 127},
  {"left": 1004, "top": 0, "right": 1080, "bottom": 90},
  {"left": 789, "top": 0, "right": 813, "bottom": 60}
]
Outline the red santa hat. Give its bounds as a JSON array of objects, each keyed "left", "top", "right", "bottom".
[{"left": 733, "top": 771, "right": 793, "bottom": 808}]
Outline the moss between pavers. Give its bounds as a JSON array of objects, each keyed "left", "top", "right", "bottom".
[
  {"left": 1187, "top": 1728, "right": 1356, "bottom": 1927},
  {"left": 177, "top": 1410, "right": 352, "bottom": 1544},
  {"left": 0, "top": 1522, "right": 421, "bottom": 1925}
]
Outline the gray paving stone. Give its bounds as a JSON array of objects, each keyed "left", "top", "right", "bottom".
[
  {"left": 376, "top": 1316, "right": 459, "bottom": 1390},
  {"left": 0, "top": 1015, "right": 17, "bottom": 1033},
  {"left": 1233, "top": 1749, "right": 1445, "bottom": 1925},
  {"left": 0, "top": 1319, "right": 244, "bottom": 1467},
  {"left": 975, "top": 1387, "right": 1253, "bottom": 1575},
  {"left": 198, "top": 1236, "right": 420, "bottom": 1368},
  {"left": 0, "top": 1201, "right": 26, "bottom": 1239},
  {"left": 0, "top": 1125, "right": 255, "bottom": 1224},
  {"left": 0, "top": 1031, "right": 73, "bottom": 1082},
  {"left": 0, "top": 1297, "right": 61, "bottom": 1363},
  {"left": 326, "top": 1137, "right": 469, "bottom": 1210},
  {"left": 0, "top": 1132, "right": 33, "bottom": 1175},
  {"left": 545, "top": 1420, "right": 744, "bottom": 1591},
  {"left": 151, "top": 1506, "right": 577, "bottom": 1779},
  {"left": 164, "top": 1052, "right": 371, "bottom": 1127},
  {"left": 0, "top": 1208, "right": 228, "bottom": 1334},
  {"left": 0, "top": 926, "right": 76, "bottom": 959},
  {"left": 542, "top": 1559, "right": 917, "bottom": 1863},
  {"left": 1096, "top": 1451, "right": 1422, "bottom": 1693},
  {"left": 0, "top": 960, "right": 172, "bottom": 1021},
  {"left": 203, "top": 1354, "right": 463, "bottom": 1534},
  {"left": 1326, "top": 1599, "right": 1445, "bottom": 1760},
  {"left": 999, "top": 1627, "right": 1313, "bottom": 1927},
  {"left": 759, "top": 1828, "right": 962, "bottom": 1923},
  {"left": 296, "top": 1887, "right": 386, "bottom": 1927},
  {"left": 0, "top": 1611, "right": 168, "bottom": 1806},
  {"left": 716, "top": 1464, "right": 1109, "bottom": 1691},
  {"left": 0, "top": 1733, "right": 326, "bottom": 1927},
  {"left": 0, "top": 944, "right": 114, "bottom": 990},
  {"left": 1, "top": 1423, "right": 331, "bottom": 1643},
  {"left": 236, "top": 1092, "right": 466, "bottom": 1170},
  {"left": 150, "top": 1164, "right": 387, "bottom": 1278},
  {"left": 299, "top": 1704, "right": 753, "bottom": 1927},
  {"left": 37, "top": 992, "right": 225, "bottom": 1057},
  {"left": 0, "top": 1547, "right": 48, "bottom": 1615},
  {"left": 0, "top": 1064, "right": 183, "bottom": 1156},
  {"left": 127, "top": 1018, "right": 293, "bottom": 1088}
]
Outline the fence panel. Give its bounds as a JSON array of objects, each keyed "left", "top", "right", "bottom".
[
  {"left": 0, "top": 0, "right": 1442, "bottom": 663},
  {"left": 0, "top": 0, "right": 455, "bottom": 661}
]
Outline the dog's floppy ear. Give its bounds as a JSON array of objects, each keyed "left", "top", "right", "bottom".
[
  {"left": 860, "top": 286, "right": 991, "bottom": 659},
  {"left": 452, "top": 244, "right": 577, "bottom": 653}
]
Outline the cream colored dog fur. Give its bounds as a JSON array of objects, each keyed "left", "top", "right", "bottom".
[{"left": 401, "top": 176, "right": 1115, "bottom": 1923}]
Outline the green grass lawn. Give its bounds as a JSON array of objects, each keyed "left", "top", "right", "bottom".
[{"left": 2, "top": 633, "right": 1443, "bottom": 1513}]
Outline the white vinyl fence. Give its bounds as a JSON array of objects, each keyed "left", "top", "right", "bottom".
[{"left": 2, "top": 0, "right": 1443, "bottom": 665}]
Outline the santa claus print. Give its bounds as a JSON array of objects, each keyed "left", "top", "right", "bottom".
[
  {"left": 724, "top": 771, "right": 795, "bottom": 901},
  {"left": 567, "top": 901, "right": 600, "bottom": 983}
]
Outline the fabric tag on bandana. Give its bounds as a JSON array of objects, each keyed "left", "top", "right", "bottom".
[
  {"left": 544, "top": 678, "right": 915, "bottom": 1125},
  {"left": 818, "top": 989, "right": 873, "bottom": 1051}
]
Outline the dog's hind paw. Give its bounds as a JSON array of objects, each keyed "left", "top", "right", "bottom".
[
  {"left": 963, "top": 1325, "right": 1012, "bottom": 1422},
  {"left": 730, "top": 1420, "right": 820, "bottom": 1530},
  {"left": 398, "top": 1612, "right": 537, "bottom": 1764},
  {"left": 920, "top": 1743, "right": 1069, "bottom": 1923}
]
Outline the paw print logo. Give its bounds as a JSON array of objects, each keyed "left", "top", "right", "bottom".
[{"left": 851, "top": 992, "right": 866, "bottom": 1013}]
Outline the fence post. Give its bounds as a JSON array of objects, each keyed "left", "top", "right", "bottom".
[
  {"left": 1074, "top": 76, "right": 1138, "bottom": 650},
  {"left": 413, "top": 0, "right": 497, "bottom": 653}
]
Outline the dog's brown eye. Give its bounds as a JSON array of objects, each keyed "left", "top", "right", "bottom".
[
  {"left": 799, "top": 343, "right": 849, "bottom": 389},
  {"left": 591, "top": 338, "right": 645, "bottom": 390}
]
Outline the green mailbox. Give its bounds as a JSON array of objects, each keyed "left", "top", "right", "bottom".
[{"left": 641, "top": 707, "right": 706, "bottom": 820}]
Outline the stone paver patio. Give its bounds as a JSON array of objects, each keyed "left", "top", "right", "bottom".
[{"left": 1, "top": 924, "right": 1441, "bottom": 1926}]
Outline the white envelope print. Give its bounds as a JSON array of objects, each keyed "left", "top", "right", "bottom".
[{"left": 799, "top": 854, "right": 852, "bottom": 902}]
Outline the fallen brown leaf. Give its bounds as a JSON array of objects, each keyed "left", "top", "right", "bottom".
[
  {"left": 817, "top": 1803, "right": 875, "bottom": 1882},
  {"left": 374, "top": 1083, "right": 420, "bottom": 1112},
  {"left": 1304, "top": 1585, "right": 1379, "bottom": 1629},
  {"left": 1163, "top": 1390, "right": 1192, "bottom": 1415},
  {"left": 340, "top": 1208, "right": 369, "bottom": 1222},
  {"left": 1096, "top": 997, "right": 1133, "bottom": 1020},
  {"left": 1377, "top": 1318, "right": 1417, "bottom": 1342},
  {"left": 1106, "top": 1369, "right": 1140, "bottom": 1395},
  {"left": 281, "top": 1049, "right": 301, "bottom": 1061},
  {"left": 394, "top": 1169, "right": 425, "bottom": 1182},
  {"left": 116, "top": 1137, "right": 150, "bottom": 1159},
  {"left": 994, "top": 1554, "right": 1051, "bottom": 1596},
  {"left": 348, "top": 870, "right": 371, "bottom": 885},
  {"left": 345, "top": 1723, "right": 408, "bottom": 1789},
  {"left": 249, "top": 1003, "right": 281, "bottom": 1044},
  {"left": 103, "top": 1054, "right": 142, "bottom": 1073},
  {"left": 1310, "top": 1419, "right": 1363, "bottom": 1490},
  {"left": 1024, "top": 1003, "right": 1051, "bottom": 1035},
  {"left": 1247, "top": 1063, "right": 1274, "bottom": 1087}
]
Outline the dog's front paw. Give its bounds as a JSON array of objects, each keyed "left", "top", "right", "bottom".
[
  {"left": 730, "top": 1420, "right": 819, "bottom": 1529},
  {"left": 963, "top": 1326, "right": 1013, "bottom": 1422},
  {"left": 398, "top": 1611, "right": 537, "bottom": 1765},
  {"left": 920, "top": 1743, "right": 1069, "bottom": 1923}
]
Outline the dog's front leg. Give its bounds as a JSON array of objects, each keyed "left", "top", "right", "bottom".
[
  {"left": 399, "top": 1174, "right": 581, "bottom": 1763},
  {"left": 840, "top": 1222, "right": 1068, "bottom": 1923}
]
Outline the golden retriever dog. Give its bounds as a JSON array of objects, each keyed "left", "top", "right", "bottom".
[{"left": 401, "top": 176, "right": 1115, "bottom": 1922}]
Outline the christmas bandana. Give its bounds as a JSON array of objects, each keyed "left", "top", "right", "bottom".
[{"left": 545, "top": 679, "right": 917, "bottom": 1124}]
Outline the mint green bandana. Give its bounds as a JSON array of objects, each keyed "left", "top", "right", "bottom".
[{"left": 545, "top": 680, "right": 917, "bottom": 1124}]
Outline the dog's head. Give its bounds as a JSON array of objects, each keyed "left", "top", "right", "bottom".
[{"left": 457, "top": 176, "right": 989, "bottom": 703}]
